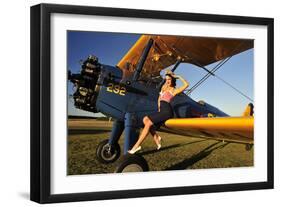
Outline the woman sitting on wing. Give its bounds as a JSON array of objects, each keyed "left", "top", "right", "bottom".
[{"left": 128, "top": 70, "right": 189, "bottom": 154}]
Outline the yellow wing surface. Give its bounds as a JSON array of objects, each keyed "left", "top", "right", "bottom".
[
  {"left": 163, "top": 117, "right": 254, "bottom": 144},
  {"left": 117, "top": 35, "right": 253, "bottom": 79}
]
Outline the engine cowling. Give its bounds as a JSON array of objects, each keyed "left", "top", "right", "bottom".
[{"left": 68, "top": 55, "right": 101, "bottom": 113}]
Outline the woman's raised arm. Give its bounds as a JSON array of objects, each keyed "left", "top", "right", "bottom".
[{"left": 173, "top": 75, "right": 189, "bottom": 96}]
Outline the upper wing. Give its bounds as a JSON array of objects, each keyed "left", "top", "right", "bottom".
[
  {"left": 163, "top": 116, "right": 254, "bottom": 144},
  {"left": 117, "top": 35, "right": 253, "bottom": 79}
]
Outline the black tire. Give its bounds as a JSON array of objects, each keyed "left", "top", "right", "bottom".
[
  {"left": 96, "top": 139, "right": 121, "bottom": 164},
  {"left": 114, "top": 154, "right": 149, "bottom": 173}
]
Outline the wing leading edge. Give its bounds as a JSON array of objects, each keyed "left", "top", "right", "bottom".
[
  {"left": 117, "top": 35, "right": 253, "bottom": 79},
  {"left": 164, "top": 117, "right": 254, "bottom": 144}
]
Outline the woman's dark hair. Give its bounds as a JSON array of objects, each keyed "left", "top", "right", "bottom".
[{"left": 165, "top": 74, "right": 177, "bottom": 87}]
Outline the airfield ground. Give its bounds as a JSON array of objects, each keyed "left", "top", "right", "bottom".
[{"left": 67, "top": 119, "right": 253, "bottom": 175}]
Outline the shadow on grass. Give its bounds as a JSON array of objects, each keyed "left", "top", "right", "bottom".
[
  {"left": 68, "top": 129, "right": 111, "bottom": 135},
  {"left": 139, "top": 139, "right": 208, "bottom": 156},
  {"left": 164, "top": 142, "right": 229, "bottom": 170}
]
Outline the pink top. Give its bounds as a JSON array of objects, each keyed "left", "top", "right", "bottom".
[{"left": 160, "top": 90, "right": 174, "bottom": 103}]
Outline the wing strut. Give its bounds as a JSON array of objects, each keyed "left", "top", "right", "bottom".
[{"left": 132, "top": 38, "right": 154, "bottom": 81}]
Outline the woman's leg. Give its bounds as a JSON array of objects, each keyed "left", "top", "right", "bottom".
[
  {"left": 149, "top": 128, "right": 161, "bottom": 146},
  {"left": 130, "top": 116, "right": 153, "bottom": 151}
]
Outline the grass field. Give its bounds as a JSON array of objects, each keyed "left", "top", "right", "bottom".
[{"left": 67, "top": 119, "right": 253, "bottom": 175}]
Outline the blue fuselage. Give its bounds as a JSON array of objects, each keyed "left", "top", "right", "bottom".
[{"left": 95, "top": 65, "right": 228, "bottom": 128}]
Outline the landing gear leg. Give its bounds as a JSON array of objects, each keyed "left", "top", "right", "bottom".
[
  {"left": 123, "top": 113, "right": 139, "bottom": 153},
  {"left": 115, "top": 113, "right": 149, "bottom": 173}
]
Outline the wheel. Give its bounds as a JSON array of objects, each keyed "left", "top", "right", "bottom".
[
  {"left": 96, "top": 139, "right": 121, "bottom": 164},
  {"left": 114, "top": 154, "right": 149, "bottom": 173}
]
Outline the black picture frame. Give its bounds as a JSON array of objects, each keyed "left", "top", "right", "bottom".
[{"left": 30, "top": 3, "right": 274, "bottom": 204}]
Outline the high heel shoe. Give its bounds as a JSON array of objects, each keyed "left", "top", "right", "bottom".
[
  {"left": 156, "top": 136, "right": 162, "bottom": 150},
  {"left": 128, "top": 146, "right": 142, "bottom": 154}
]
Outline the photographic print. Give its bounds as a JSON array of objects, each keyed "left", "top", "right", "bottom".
[
  {"left": 31, "top": 4, "right": 273, "bottom": 203},
  {"left": 67, "top": 31, "right": 254, "bottom": 175}
]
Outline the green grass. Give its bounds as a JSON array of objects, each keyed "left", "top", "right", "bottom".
[{"left": 67, "top": 123, "right": 253, "bottom": 175}]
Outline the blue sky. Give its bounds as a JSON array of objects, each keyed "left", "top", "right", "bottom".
[{"left": 67, "top": 31, "right": 253, "bottom": 117}]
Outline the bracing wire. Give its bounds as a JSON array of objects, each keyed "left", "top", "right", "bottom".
[
  {"left": 214, "top": 75, "right": 253, "bottom": 102},
  {"left": 186, "top": 56, "right": 232, "bottom": 94},
  {"left": 157, "top": 38, "right": 253, "bottom": 102},
  {"left": 171, "top": 45, "right": 253, "bottom": 102}
]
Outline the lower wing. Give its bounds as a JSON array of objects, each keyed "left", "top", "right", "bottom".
[{"left": 163, "top": 117, "right": 254, "bottom": 144}]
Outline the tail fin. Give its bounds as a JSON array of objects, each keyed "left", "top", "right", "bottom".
[{"left": 243, "top": 103, "right": 254, "bottom": 116}]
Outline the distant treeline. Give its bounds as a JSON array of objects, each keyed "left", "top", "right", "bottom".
[
  {"left": 68, "top": 115, "right": 113, "bottom": 121},
  {"left": 68, "top": 115, "right": 96, "bottom": 119}
]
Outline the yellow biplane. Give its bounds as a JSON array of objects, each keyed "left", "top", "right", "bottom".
[{"left": 68, "top": 34, "right": 254, "bottom": 172}]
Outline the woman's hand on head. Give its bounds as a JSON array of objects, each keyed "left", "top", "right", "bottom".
[
  {"left": 165, "top": 69, "right": 172, "bottom": 75},
  {"left": 165, "top": 70, "right": 176, "bottom": 76},
  {"left": 168, "top": 73, "right": 179, "bottom": 79},
  {"left": 166, "top": 70, "right": 179, "bottom": 79}
]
